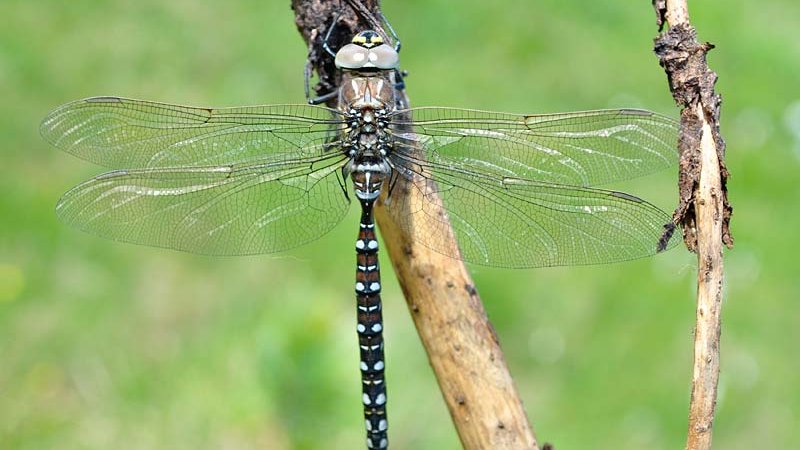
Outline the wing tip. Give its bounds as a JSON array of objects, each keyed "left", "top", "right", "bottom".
[{"left": 40, "top": 96, "right": 122, "bottom": 147}]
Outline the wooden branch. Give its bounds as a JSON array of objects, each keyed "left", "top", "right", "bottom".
[
  {"left": 291, "top": 1, "right": 539, "bottom": 448},
  {"left": 653, "top": 1, "right": 733, "bottom": 449}
]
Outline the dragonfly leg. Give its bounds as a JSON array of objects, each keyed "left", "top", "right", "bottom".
[
  {"left": 308, "top": 89, "right": 339, "bottom": 105},
  {"left": 321, "top": 12, "right": 343, "bottom": 58},
  {"left": 305, "top": 13, "right": 343, "bottom": 104}
]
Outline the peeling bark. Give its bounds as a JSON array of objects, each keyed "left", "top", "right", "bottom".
[{"left": 653, "top": 13, "right": 733, "bottom": 251}]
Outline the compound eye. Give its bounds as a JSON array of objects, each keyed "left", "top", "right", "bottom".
[
  {"left": 335, "top": 43, "right": 370, "bottom": 69},
  {"left": 367, "top": 44, "right": 399, "bottom": 69}
]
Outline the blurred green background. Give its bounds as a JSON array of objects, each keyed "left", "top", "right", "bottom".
[{"left": 1, "top": 1, "right": 797, "bottom": 449}]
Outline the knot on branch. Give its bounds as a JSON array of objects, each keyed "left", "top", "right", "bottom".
[{"left": 654, "top": 24, "right": 716, "bottom": 108}]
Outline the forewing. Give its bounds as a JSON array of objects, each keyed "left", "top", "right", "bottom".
[
  {"left": 56, "top": 156, "right": 351, "bottom": 255},
  {"left": 41, "top": 96, "right": 345, "bottom": 168},
  {"left": 390, "top": 107, "right": 677, "bottom": 187}
]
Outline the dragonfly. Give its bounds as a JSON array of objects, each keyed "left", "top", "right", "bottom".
[{"left": 41, "top": 29, "right": 678, "bottom": 450}]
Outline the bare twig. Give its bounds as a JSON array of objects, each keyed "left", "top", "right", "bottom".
[
  {"left": 291, "top": 1, "right": 539, "bottom": 448},
  {"left": 653, "top": 1, "right": 733, "bottom": 449}
]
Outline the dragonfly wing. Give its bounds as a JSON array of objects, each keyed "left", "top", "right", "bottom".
[
  {"left": 41, "top": 96, "right": 346, "bottom": 168},
  {"left": 390, "top": 107, "right": 677, "bottom": 186},
  {"left": 384, "top": 158, "right": 677, "bottom": 268},
  {"left": 56, "top": 155, "right": 351, "bottom": 255}
]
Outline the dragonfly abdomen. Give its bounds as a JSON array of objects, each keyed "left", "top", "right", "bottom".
[{"left": 355, "top": 187, "right": 389, "bottom": 450}]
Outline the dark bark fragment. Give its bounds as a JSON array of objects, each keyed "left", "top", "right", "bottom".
[{"left": 654, "top": 23, "right": 733, "bottom": 251}]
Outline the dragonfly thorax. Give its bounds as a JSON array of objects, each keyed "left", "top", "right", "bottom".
[
  {"left": 343, "top": 105, "right": 393, "bottom": 202},
  {"left": 340, "top": 75, "right": 395, "bottom": 111},
  {"left": 339, "top": 72, "right": 395, "bottom": 204},
  {"left": 344, "top": 107, "right": 390, "bottom": 151},
  {"left": 340, "top": 72, "right": 395, "bottom": 155}
]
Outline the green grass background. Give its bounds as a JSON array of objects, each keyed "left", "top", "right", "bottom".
[{"left": 1, "top": 1, "right": 798, "bottom": 449}]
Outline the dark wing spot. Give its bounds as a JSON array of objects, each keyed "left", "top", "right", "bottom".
[
  {"left": 610, "top": 191, "right": 644, "bottom": 203},
  {"left": 86, "top": 96, "right": 123, "bottom": 104},
  {"left": 618, "top": 108, "right": 653, "bottom": 117}
]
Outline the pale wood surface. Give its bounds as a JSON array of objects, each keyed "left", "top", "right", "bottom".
[{"left": 685, "top": 103, "right": 724, "bottom": 450}]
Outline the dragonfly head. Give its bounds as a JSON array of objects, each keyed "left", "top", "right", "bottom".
[{"left": 335, "top": 30, "right": 399, "bottom": 71}]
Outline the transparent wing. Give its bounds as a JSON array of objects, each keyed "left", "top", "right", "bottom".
[
  {"left": 56, "top": 155, "right": 351, "bottom": 255},
  {"left": 389, "top": 107, "right": 677, "bottom": 186},
  {"left": 41, "top": 96, "right": 346, "bottom": 168},
  {"left": 383, "top": 163, "right": 677, "bottom": 268},
  {"left": 382, "top": 107, "right": 678, "bottom": 267}
]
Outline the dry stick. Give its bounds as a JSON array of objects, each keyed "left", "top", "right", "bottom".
[
  {"left": 291, "top": 1, "right": 539, "bottom": 449},
  {"left": 653, "top": 1, "right": 734, "bottom": 450}
]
